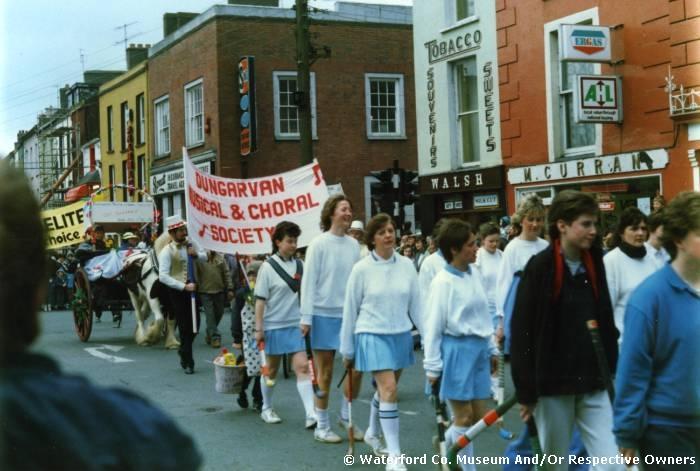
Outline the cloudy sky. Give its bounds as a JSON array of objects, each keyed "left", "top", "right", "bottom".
[{"left": 0, "top": 0, "right": 411, "bottom": 157}]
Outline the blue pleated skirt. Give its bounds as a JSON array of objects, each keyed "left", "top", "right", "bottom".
[
  {"left": 440, "top": 334, "right": 490, "bottom": 401},
  {"left": 310, "top": 315, "right": 342, "bottom": 351},
  {"left": 354, "top": 331, "right": 415, "bottom": 372},
  {"left": 264, "top": 326, "right": 304, "bottom": 355}
]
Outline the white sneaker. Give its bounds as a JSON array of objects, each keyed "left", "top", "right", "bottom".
[
  {"left": 385, "top": 455, "right": 407, "bottom": 471},
  {"left": 260, "top": 408, "right": 282, "bottom": 424},
  {"left": 364, "top": 434, "right": 388, "bottom": 456},
  {"left": 338, "top": 418, "right": 365, "bottom": 441},
  {"left": 305, "top": 414, "right": 317, "bottom": 429},
  {"left": 314, "top": 427, "right": 342, "bottom": 443}
]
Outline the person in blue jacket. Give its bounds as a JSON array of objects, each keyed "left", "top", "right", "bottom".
[
  {"left": 614, "top": 191, "right": 700, "bottom": 468},
  {"left": 0, "top": 161, "right": 202, "bottom": 470}
]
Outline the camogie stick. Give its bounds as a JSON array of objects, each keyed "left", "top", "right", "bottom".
[
  {"left": 430, "top": 381, "right": 451, "bottom": 471},
  {"left": 586, "top": 319, "right": 615, "bottom": 403},
  {"left": 527, "top": 417, "right": 547, "bottom": 470},
  {"left": 258, "top": 340, "right": 275, "bottom": 387},
  {"left": 346, "top": 367, "right": 355, "bottom": 456},
  {"left": 446, "top": 395, "right": 517, "bottom": 471},
  {"left": 495, "top": 339, "right": 514, "bottom": 440},
  {"left": 304, "top": 334, "right": 325, "bottom": 398}
]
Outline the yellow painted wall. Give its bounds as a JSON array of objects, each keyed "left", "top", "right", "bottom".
[{"left": 98, "top": 63, "right": 149, "bottom": 202}]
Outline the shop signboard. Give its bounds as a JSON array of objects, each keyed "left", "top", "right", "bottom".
[
  {"left": 575, "top": 75, "right": 623, "bottom": 123},
  {"left": 559, "top": 24, "right": 612, "bottom": 62},
  {"left": 473, "top": 193, "right": 499, "bottom": 208}
]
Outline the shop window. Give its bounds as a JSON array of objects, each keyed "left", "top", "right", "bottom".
[
  {"left": 365, "top": 74, "right": 406, "bottom": 139},
  {"left": 136, "top": 94, "right": 145, "bottom": 146},
  {"left": 545, "top": 9, "right": 601, "bottom": 160},
  {"left": 154, "top": 96, "right": 170, "bottom": 156},
  {"left": 455, "top": 0, "right": 475, "bottom": 21},
  {"left": 120, "top": 101, "right": 129, "bottom": 151},
  {"left": 454, "top": 57, "right": 479, "bottom": 165},
  {"left": 121, "top": 160, "right": 128, "bottom": 201},
  {"left": 184, "top": 79, "right": 204, "bottom": 147},
  {"left": 108, "top": 165, "right": 115, "bottom": 202},
  {"left": 273, "top": 71, "right": 317, "bottom": 140},
  {"left": 107, "top": 106, "right": 114, "bottom": 152}
]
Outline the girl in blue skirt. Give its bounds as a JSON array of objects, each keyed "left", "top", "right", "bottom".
[
  {"left": 300, "top": 194, "right": 362, "bottom": 443},
  {"left": 254, "top": 221, "right": 316, "bottom": 429},
  {"left": 423, "top": 219, "right": 495, "bottom": 471},
  {"left": 340, "top": 213, "right": 422, "bottom": 471}
]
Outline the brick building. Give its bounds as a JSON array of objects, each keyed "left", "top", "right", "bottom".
[
  {"left": 496, "top": 0, "right": 699, "bottom": 226},
  {"left": 413, "top": 0, "right": 699, "bottom": 235},
  {"left": 147, "top": 2, "right": 416, "bottom": 226}
]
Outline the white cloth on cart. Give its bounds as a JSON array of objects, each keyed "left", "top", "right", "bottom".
[{"left": 84, "top": 250, "right": 146, "bottom": 281}]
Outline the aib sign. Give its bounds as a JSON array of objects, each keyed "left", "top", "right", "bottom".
[
  {"left": 559, "top": 24, "right": 611, "bottom": 62},
  {"left": 239, "top": 56, "right": 257, "bottom": 156}
]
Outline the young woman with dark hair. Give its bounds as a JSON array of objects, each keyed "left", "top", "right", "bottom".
[
  {"left": 511, "top": 190, "right": 623, "bottom": 471},
  {"left": 254, "top": 221, "right": 316, "bottom": 428},
  {"left": 603, "top": 207, "right": 658, "bottom": 344},
  {"left": 423, "top": 219, "right": 495, "bottom": 470},
  {"left": 340, "top": 213, "right": 421, "bottom": 469}
]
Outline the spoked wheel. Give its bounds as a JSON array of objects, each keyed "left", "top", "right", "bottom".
[{"left": 72, "top": 268, "right": 93, "bottom": 342}]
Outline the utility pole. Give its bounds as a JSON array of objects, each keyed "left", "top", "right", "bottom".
[{"left": 295, "top": 0, "right": 313, "bottom": 165}]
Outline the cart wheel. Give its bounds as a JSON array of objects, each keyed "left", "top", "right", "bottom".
[{"left": 72, "top": 268, "right": 93, "bottom": 342}]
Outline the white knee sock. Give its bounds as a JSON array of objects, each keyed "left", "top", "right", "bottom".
[
  {"left": 366, "top": 392, "right": 381, "bottom": 437},
  {"left": 316, "top": 407, "right": 329, "bottom": 430},
  {"left": 340, "top": 395, "right": 350, "bottom": 421},
  {"left": 261, "top": 379, "right": 274, "bottom": 410},
  {"left": 379, "top": 401, "right": 400, "bottom": 456},
  {"left": 296, "top": 380, "right": 316, "bottom": 418},
  {"left": 447, "top": 425, "right": 474, "bottom": 471}
]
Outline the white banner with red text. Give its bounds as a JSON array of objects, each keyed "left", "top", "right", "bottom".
[{"left": 183, "top": 149, "right": 329, "bottom": 255}]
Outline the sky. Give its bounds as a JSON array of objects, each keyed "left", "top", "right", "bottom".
[{"left": 0, "top": 0, "right": 411, "bottom": 157}]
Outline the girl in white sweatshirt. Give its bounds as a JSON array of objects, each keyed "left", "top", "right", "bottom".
[
  {"left": 423, "top": 219, "right": 494, "bottom": 471},
  {"left": 341, "top": 213, "right": 421, "bottom": 471},
  {"left": 495, "top": 194, "right": 548, "bottom": 353},
  {"left": 300, "top": 194, "right": 361, "bottom": 444}
]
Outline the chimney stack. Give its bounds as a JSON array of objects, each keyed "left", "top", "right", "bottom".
[{"left": 126, "top": 43, "right": 150, "bottom": 69}]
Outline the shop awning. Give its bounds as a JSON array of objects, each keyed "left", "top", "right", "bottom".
[{"left": 64, "top": 184, "right": 92, "bottom": 203}]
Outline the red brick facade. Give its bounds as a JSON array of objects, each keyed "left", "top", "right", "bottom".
[
  {"left": 148, "top": 9, "right": 415, "bottom": 222},
  {"left": 496, "top": 0, "right": 698, "bottom": 216}
]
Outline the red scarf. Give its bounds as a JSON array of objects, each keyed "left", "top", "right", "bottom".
[{"left": 552, "top": 238, "right": 599, "bottom": 303}]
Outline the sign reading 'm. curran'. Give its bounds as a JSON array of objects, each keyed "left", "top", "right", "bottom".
[{"left": 507, "top": 149, "right": 668, "bottom": 185}]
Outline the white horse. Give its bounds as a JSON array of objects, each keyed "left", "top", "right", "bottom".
[{"left": 124, "top": 232, "right": 179, "bottom": 348}]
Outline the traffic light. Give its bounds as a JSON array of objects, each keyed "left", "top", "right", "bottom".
[
  {"left": 370, "top": 169, "right": 394, "bottom": 215},
  {"left": 400, "top": 169, "right": 419, "bottom": 206}
]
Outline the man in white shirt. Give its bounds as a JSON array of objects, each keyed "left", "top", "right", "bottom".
[{"left": 158, "top": 215, "right": 207, "bottom": 374}]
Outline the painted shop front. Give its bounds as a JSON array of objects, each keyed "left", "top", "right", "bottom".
[
  {"left": 419, "top": 165, "right": 506, "bottom": 230},
  {"left": 508, "top": 148, "right": 668, "bottom": 231},
  {"left": 149, "top": 151, "right": 214, "bottom": 228},
  {"left": 412, "top": 0, "right": 503, "bottom": 234}
]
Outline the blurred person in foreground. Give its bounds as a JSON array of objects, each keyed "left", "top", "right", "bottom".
[
  {"left": 614, "top": 192, "right": 700, "bottom": 467},
  {"left": 0, "top": 161, "right": 202, "bottom": 470}
]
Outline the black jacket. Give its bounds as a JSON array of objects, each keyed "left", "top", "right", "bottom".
[{"left": 510, "top": 244, "right": 619, "bottom": 405}]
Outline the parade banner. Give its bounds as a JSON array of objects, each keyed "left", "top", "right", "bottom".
[
  {"left": 183, "top": 149, "right": 329, "bottom": 255},
  {"left": 42, "top": 201, "right": 86, "bottom": 249}
]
